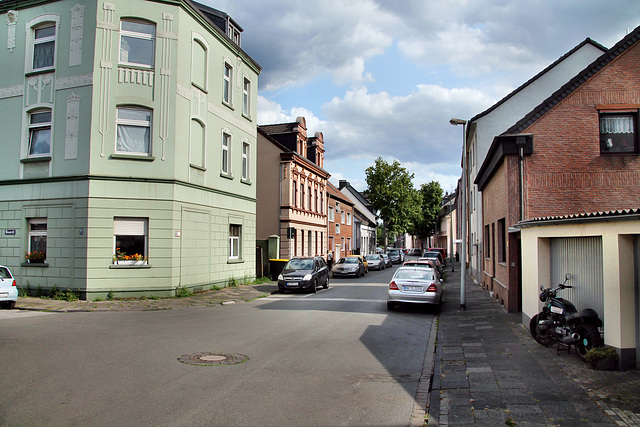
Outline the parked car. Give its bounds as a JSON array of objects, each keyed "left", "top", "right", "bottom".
[
  {"left": 381, "top": 253, "right": 392, "bottom": 268},
  {"left": 387, "top": 248, "right": 404, "bottom": 264},
  {"left": 402, "top": 260, "right": 441, "bottom": 283},
  {"left": 365, "top": 254, "right": 385, "bottom": 270},
  {"left": 423, "top": 250, "right": 446, "bottom": 268},
  {"left": 410, "top": 248, "right": 422, "bottom": 256},
  {"left": 0, "top": 265, "right": 17, "bottom": 309},
  {"left": 420, "top": 255, "right": 445, "bottom": 277},
  {"left": 348, "top": 255, "right": 368, "bottom": 273},
  {"left": 332, "top": 257, "right": 365, "bottom": 278},
  {"left": 387, "top": 266, "right": 443, "bottom": 310},
  {"left": 278, "top": 257, "right": 329, "bottom": 293},
  {"left": 429, "top": 248, "right": 447, "bottom": 259}
]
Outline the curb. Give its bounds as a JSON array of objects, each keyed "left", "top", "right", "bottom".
[{"left": 410, "top": 310, "right": 439, "bottom": 426}]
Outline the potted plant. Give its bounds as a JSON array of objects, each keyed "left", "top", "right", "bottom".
[
  {"left": 25, "top": 250, "right": 46, "bottom": 263},
  {"left": 585, "top": 346, "right": 618, "bottom": 371},
  {"left": 113, "top": 248, "right": 147, "bottom": 265}
]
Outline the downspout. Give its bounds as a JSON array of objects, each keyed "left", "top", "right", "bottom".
[{"left": 515, "top": 137, "right": 526, "bottom": 221}]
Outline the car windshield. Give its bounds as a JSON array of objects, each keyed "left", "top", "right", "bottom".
[
  {"left": 366, "top": 255, "right": 379, "bottom": 260},
  {"left": 388, "top": 250, "right": 398, "bottom": 255},
  {"left": 0, "top": 267, "right": 10, "bottom": 279},
  {"left": 286, "top": 259, "right": 314, "bottom": 270},
  {"left": 341, "top": 258, "right": 358, "bottom": 264},
  {"left": 394, "top": 269, "right": 434, "bottom": 280}
]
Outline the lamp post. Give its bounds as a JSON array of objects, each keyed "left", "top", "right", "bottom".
[{"left": 450, "top": 117, "right": 467, "bottom": 310}]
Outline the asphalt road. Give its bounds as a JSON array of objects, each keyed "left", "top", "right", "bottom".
[{"left": 0, "top": 263, "right": 436, "bottom": 426}]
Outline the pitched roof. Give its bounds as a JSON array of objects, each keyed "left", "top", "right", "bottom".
[
  {"left": 517, "top": 209, "right": 640, "bottom": 228},
  {"left": 506, "top": 26, "right": 640, "bottom": 135},
  {"left": 470, "top": 38, "right": 607, "bottom": 123},
  {"left": 326, "top": 181, "right": 354, "bottom": 205},
  {"left": 259, "top": 122, "right": 298, "bottom": 135}
]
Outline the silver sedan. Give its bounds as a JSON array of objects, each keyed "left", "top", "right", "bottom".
[{"left": 387, "top": 267, "right": 443, "bottom": 310}]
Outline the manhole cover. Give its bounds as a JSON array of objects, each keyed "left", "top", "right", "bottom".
[{"left": 177, "top": 352, "right": 249, "bottom": 366}]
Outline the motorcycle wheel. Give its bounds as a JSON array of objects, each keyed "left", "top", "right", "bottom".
[
  {"left": 575, "top": 323, "right": 603, "bottom": 357},
  {"left": 529, "top": 313, "right": 555, "bottom": 346}
]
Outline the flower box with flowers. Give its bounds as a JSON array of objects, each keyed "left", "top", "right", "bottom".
[
  {"left": 25, "top": 250, "right": 46, "bottom": 263},
  {"left": 113, "top": 248, "right": 147, "bottom": 265}
]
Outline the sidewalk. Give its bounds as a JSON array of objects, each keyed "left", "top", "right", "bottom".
[
  {"left": 14, "top": 283, "right": 279, "bottom": 312},
  {"left": 427, "top": 262, "right": 640, "bottom": 426}
]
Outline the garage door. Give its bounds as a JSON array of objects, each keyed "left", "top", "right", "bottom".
[{"left": 550, "top": 237, "right": 604, "bottom": 321}]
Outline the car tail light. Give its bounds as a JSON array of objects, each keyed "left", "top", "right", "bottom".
[
  {"left": 427, "top": 283, "right": 437, "bottom": 292},
  {"left": 389, "top": 281, "right": 399, "bottom": 290},
  {"left": 12, "top": 279, "right": 16, "bottom": 287}
]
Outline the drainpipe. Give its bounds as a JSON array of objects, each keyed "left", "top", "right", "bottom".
[{"left": 515, "top": 137, "right": 526, "bottom": 221}]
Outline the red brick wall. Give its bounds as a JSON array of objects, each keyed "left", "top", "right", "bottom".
[{"left": 522, "top": 41, "right": 640, "bottom": 220}]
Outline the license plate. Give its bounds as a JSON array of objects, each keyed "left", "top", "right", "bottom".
[
  {"left": 403, "top": 286, "right": 422, "bottom": 292},
  {"left": 0, "top": 292, "right": 8, "bottom": 298},
  {"left": 286, "top": 282, "right": 298, "bottom": 287}
]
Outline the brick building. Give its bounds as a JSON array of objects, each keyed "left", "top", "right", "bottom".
[
  {"left": 476, "top": 26, "right": 640, "bottom": 368},
  {"left": 326, "top": 181, "right": 354, "bottom": 259}
]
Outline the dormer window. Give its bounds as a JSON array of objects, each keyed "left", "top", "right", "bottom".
[{"left": 227, "top": 23, "right": 241, "bottom": 46}]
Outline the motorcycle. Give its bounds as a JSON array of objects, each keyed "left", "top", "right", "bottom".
[{"left": 529, "top": 273, "right": 604, "bottom": 357}]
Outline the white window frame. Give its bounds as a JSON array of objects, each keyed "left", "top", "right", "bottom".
[
  {"left": 119, "top": 19, "right": 155, "bottom": 68},
  {"left": 229, "top": 224, "right": 241, "bottom": 259},
  {"left": 346, "top": 212, "right": 351, "bottom": 225},
  {"left": 328, "top": 206, "right": 334, "bottom": 222},
  {"left": 27, "top": 109, "right": 52, "bottom": 157},
  {"left": 241, "top": 141, "right": 250, "bottom": 181},
  {"left": 113, "top": 217, "right": 148, "bottom": 265},
  {"left": 116, "top": 106, "right": 152, "bottom": 155},
  {"left": 25, "top": 15, "right": 59, "bottom": 73},
  {"left": 223, "top": 61, "right": 233, "bottom": 106},
  {"left": 28, "top": 218, "right": 47, "bottom": 261},
  {"left": 242, "top": 77, "right": 251, "bottom": 118},
  {"left": 336, "top": 223, "right": 340, "bottom": 234},
  {"left": 221, "top": 131, "right": 231, "bottom": 175}
]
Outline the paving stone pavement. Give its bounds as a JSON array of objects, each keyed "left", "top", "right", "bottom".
[{"left": 427, "top": 262, "right": 640, "bottom": 427}]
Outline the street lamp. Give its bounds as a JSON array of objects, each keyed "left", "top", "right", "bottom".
[{"left": 450, "top": 117, "right": 467, "bottom": 310}]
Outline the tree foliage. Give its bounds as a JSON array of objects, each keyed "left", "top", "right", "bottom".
[
  {"left": 414, "top": 181, "right": 444, "bottom": 240},
  {"left": 365, "top": 158, "right": 422, "bottom": 246}
]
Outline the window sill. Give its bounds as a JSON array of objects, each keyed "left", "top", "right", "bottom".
[
  {"left": 21, "top": 262, "right": 49, "bottom": 267},
  {"left": 242, "top": 113, "right": 252, "bottom": 122},
  {"left": 241, "top": 178, "right": 252, "bottom": 185},
  {"left": 220, "top": 172, "right": 234, "bottom": 180},
  {"left": 25, "top": 68, "right": 55, "bottom": 77},
  {"left": 600, "top": 151, "right": 639, "bottom": 156},
  {"left": 21, "top": 156, "right": 51, "bottom": 163},
  {"left": 190, "top": 164, "right": 206, "bottom": 171},
  {"left": 227, "top": 258, "right": 244, "bottom": 264},
  {"left": 118, "top": 63, "right": 154, "bottom": 72},
  {"left": 222, "top": 101, "right": 234, "bottom": 111},
  {"left": 191, "top": 83, "right": 207, "bottom": 94},
  {"left": 110, "top": 153, "right": 155, "bottom": 161},
  {"left": 110, "top": 263, "right": 151, "bottom": 269}
]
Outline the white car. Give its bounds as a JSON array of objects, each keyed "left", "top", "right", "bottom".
[
  {"left": 0, "top": 265, "right": 18, "bottom": 309},
  {"left": 387, "top": 266, "right": 443, "bottom": 310}
]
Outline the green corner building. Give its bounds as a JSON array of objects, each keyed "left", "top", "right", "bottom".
[{"left": 0, "top": 0, "right": 261, "bottom": 299}]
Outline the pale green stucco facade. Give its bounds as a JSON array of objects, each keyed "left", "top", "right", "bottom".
[{"left": 0, "top": 0, "right": 260, "bottom": 298}]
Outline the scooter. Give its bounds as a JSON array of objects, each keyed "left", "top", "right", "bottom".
[{"left": 529, "top": 273, "right": 603, "bottom": 357}]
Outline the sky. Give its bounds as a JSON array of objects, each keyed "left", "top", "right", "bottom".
[{"left": 201, "top": 0, "right": 640, "bottom": 193}]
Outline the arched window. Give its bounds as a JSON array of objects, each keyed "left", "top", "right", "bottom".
[
  {"left": 28, "top": 109, "right": 52, "bottom": 156},
  {"left": 120, "top": 20, "right": 155, "bottom": 67},
  {"left": 116, "top": 106, "right": 152, "bottom": 155}
]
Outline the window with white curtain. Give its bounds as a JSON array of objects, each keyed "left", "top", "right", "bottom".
[
  {"left": 229, "top": 224, "right": 241, "bottom": 259},
  {"left": 28, "top": 110, "right": 52, "bottom": 156},
  {"left": 116, "top": 107, "right": 152, "bottom": 155},
  {"left": 600, "top": 113, "right": 637, "bottom": 153},
  {"left": 241, "top": 141, "right": 250, "bottom": 181},
  {"left": 33, "top": 23, "right": 56, "bottom": 70}
]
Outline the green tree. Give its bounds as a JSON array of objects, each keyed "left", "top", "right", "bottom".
[
  {"left": 413, "top": 181, "right": 444, "bottom": 241},
  {"left": 365, "top": 157, "right": 422, "bottom": 247}
]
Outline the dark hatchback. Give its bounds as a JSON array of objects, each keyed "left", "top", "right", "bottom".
[{"left": 278, "top": 257, "right": 330, "bottom": 293}]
